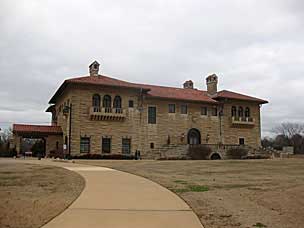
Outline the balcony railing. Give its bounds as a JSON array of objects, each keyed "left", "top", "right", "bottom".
[
  {"left": 231, "top": 116, "right": 255, "bottom": 126},
  {"left": 90, "top": 107, "right": 126, "bottom": 121}
]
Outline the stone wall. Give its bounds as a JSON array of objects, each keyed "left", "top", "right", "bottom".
[
  {"left": 52, "top": 84, "right": 263, "bottom": 157},
  {"left": 221, "top": 100, "right": 261, "bottom": 148}
]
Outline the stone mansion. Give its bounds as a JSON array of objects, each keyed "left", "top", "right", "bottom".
[{"left": 12, "top": 61, "right": 268, "bottom": 159}]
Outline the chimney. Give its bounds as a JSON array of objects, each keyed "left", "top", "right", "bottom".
[
  {"left": 206, "top": 74, "right": 218, "bottom": 95},
  {"left": 183, "top": 80, "right": 194, "bottom": 89},
  {"left": 89, "top": 61, "right": 100, "bottom": 76}
]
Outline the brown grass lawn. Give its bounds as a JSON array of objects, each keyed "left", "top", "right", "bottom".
[
  {"left": 0, "top": 160, "right": 85, "bottom": 228},
  {"left": 77, "top": 159, "right": 304, "bottom": 228}
]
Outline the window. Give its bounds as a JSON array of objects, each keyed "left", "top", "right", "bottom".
[
  {"left": 56, "top": 141, "right": 59, "bottom": 150},
  {"left": 181, "top": 104, "right": 188, "bottom": 114},
  {"left": 245, "top": 107, "right": 250, "bottom": 117},
  {"left": 168, "top": 104, "right": 175, "bottom": 113},
  {"left": 238, "top": 106, "right": 244, "bottom": 117},
  {"left": 129, "top": 100, "right": 134, "bottom": 108},
  {"left": 80, "top": 137, "right": 90, "bottom": 153},
  {"left": 113, "top": 96, "right": 122, "bottom": 108},
  {"left": 102, "top": 138, "right": 111, "bottom": 153},
  {"left": 103, "top": 95, "right": 112, "bottom": 108},
  {"left": 122, "top": 138, "right": 131, "bottom": 154},
  {"left": 212, "top": 107, "right": 218, "bottom": 116},
  {"left": 201, "top": 107, "right": 207, "bottom": 116},
  {"left": 148, "top": 106, "right": 156, "bottom": 124},
  {"left": 231, "top": 106, "right": 237, "bottom": 117},
  {"left": 92, "top": 94, "right": 101, "bottom": 107},
  {"left": 239, "top": 138, "right": 245, "bottom": 145},
  {"left": 150, "top": 142, "right": 154, "bottom": 149}
]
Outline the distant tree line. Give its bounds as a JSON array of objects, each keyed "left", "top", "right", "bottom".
[{"left": 262, "top": 122, "right": 304, "bottom": 154}]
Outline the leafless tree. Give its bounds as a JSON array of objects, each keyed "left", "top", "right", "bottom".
[
  {"left": 0, "top": 127, "right": 12, "bottom": 144},
  {"left": 272, "top": 122, "right": 304, "bottom": 139}
]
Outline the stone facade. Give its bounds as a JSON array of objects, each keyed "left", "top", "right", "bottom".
[{"left": 46, "top": 61, "right": 267, "bottom": 158}]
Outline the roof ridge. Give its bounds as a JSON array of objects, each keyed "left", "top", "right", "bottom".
[{"left": 69, "top": 74, "right": 208, "bottom": 92}]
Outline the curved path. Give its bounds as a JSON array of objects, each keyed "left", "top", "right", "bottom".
[{"left": 22, "top": 159, "right": 203, "bottom": 228}]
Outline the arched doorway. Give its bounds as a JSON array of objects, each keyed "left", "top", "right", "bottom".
[{"left": 187, "top": 128, "right": 201, "bottom": 145}]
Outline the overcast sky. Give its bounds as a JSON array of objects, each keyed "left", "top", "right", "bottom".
[{"left": 1, "top": 0, "right": 304, "bottom": 136}]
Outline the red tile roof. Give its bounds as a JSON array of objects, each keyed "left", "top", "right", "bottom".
[
  {"left": 49, "top": 74, "right": 267, "bottom": 104},
  {"left": 13, "top": 124, "right": 63, "bottom": 135},
  {"left": 215, "top": 90, "right": 268, "bottom": 104}
]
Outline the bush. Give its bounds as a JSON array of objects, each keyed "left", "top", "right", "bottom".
[
  {"left": 0, "top": 148, "right": 17, "bottom": 157},
  {"left": 226, "top": 147, "right": 248, "bottom": 159},
  {"left": 72, "top": 153, "right": 135, "bottom": 160},
  {"left": 157, "top": 156, "right": 189, "bottom": 160},
  {"left": 188, "top": 145, "right": 212, "bottom": 160},
  {"left": 48, "top": 150, "right": 64, "bottom": 159}
]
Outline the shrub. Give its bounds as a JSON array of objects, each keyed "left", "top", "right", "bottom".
[
  {"left": 157, "top": 156, "right": 189, "bottom": 160},
  {"left": 72, "top": 153, "right": 135, "bottom": 160},
  {"left": 226, "top": 147, "right": 248, "bottom": 159},
  {"left": 188, "top": 145, "right": 212, "bottom": 160},
  {"left": 48, "top": 149, "right": 64, "bottom": 159}
]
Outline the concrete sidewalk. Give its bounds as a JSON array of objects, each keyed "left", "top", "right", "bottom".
[{"left": 23, "top": 159, "right": 203, "bottom": 228}]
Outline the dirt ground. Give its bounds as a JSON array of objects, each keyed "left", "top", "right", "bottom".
[
  {"left": 77, "top": 159, "right": 304, "bottom": 228},
  {"left": 0, "top": 160, "right": 85, "bottom": 228}
]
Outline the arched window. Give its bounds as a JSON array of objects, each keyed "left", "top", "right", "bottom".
[
  {"left": 238, "top": 106, "right": 244, "bottom": 117},
  {"left": 103, "top": 95, "right": 112, "bottom": 112},
  {"left": 113, "top": 96, "right": 122, "bottom": 113},
  {"left": 231, "top": 106, "right": 237, "bottom": 117},
  {"left": 113, "top": 96, "right": 122, "bottom": 108},
  {"left": 92, "top": 94, "right": 100, "bottom": 107},
  {"left": 245, "top": 107, "right": 250, "bottom": 117}
]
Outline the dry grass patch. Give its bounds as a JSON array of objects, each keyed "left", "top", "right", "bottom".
[
  {"left": 77, "top": 159, "right": 304, "bottom": 228},
  {"left": 0, "top": 160, "right": 85, "bottom": 228}
]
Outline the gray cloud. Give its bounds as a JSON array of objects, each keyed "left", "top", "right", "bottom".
[{"left": 1, "top": 0, "right": 304, "bottom": 136}]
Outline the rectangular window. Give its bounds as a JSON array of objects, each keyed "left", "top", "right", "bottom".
[
  {"left": 239, "top": 138, "right": 245, "bottom": 145},
  {"left": 122, "top": 138, "right": 131, "bottom": 154},
  {"left": 148, "top": 106, "right": 156, "bottom": 124},
  {"left": 168, "top": 104, "right": 175, "bottom": 113},
  {"left": 102, "top": 138, "right": 111, "bottom": 153},
  {"left": 129, "top": 100, "right": 134, "bottom": 108},
  {"left": 181, "top": 104, "right": 188, "bottom": 114},
  {"left": 212, "top": 107, "right": 218, "bottom": 116},
  {"left": 201, "top": 107, "right": 207, "bottom": 115},
  {"left": 80, "top": 137, "right": 90, "bottom": 153}
]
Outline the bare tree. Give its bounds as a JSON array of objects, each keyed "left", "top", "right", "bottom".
[
  {"left": 0, "top": 127, "right": 12, "bottom": 144},
  {"left": 272, "top": 122, "right": 304, "bottom": 139}
]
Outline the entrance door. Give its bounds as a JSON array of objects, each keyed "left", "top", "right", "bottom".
[{"left": 188, "top": 128, "right": 201, "bottom": 145}]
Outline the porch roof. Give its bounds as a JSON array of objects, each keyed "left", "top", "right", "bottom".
[{"left": 13, "top": 124, "right": 63, "bottom": 136}]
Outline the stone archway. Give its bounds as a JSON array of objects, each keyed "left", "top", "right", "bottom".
[{"left": 187, "top": 128, "right": 201, "bottom": 145}]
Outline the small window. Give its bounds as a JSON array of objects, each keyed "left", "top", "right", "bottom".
[
  {"left": 56, "top": 141, "right": 59, "bottom": 150},
  {"left": 245, "top": 107, "right": 250, "bottom": 117},
  {"left": 201, "top": 107, "right": 207, "bottom": 116},
  {"left": 122, "top": 138, "right": 131, "bottom": 154},
  {"left": 92, "top": 94, "right": 101, "bottom": 107},
  {"left": 80, "top": 137, "right": 90, "bottom": 153},
  {"left": 150, "top": 143, "right": 154, "bottom": 149},
  {"left": 102, "top": 138, "right": 111, "bottom": 153},
  {"left": 103, "top": 95, "right": 112, "bottom": 108},
  {"left": 181, "top": 104, "right": 188, "bottom": 114},
  {"left": 113, "top": 96, "right": 122, "bottom": 109},
  {"left": 239, "top": 138, "right": 245, "bottom": 145},
  {"left": 238, "top": 106, "right": 244, "bottom": 117},
  {"left": 148, "top": 106, "right": 156, "bottom": 124},
  {"left": 129, "top": 100, "right": 134, "bottom": 108},
  {"left": 231, "top": 106, "right": 237, "bottom": 117},
  {"left": 168, "top": 104, "right": 175, "bottom": 113},
  {"left": 212, "top": 107, "right": 218, "bottom": 116}
]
